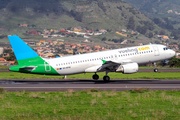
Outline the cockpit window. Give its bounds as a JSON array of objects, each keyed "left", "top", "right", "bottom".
[{"left": 163, "top": 47, "right": 168, "bottom": 51}]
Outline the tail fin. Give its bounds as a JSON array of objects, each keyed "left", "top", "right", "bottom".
[{"left": 8, "top": 35, "right": 40, "bottom": 64}]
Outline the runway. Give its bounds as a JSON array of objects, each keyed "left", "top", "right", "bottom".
[
  {"left": 1, "top": 69, "right": 180, "bottom": 72},
  {"left": 1, "top": 79, "right": 180, "bottom": 91}
]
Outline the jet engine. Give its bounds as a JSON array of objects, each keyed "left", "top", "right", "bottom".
[{"left": 116, "top": 62, "right": 138, "bottom": 74}]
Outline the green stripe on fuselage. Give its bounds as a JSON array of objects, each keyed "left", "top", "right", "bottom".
[{"left": 10, "top": 57, "right": 59, "bottom": 75}]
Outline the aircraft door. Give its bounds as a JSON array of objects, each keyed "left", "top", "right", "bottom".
[
  {"left": 114, "top": 54, "right": 118, "bottom": 60},
  {"left": 111, "top": 55, "right": 114, "bottom": 60},
  {"left": 44, "top": 62, "right": 51, "bottom": 72},
  {"left": 153, "top": 46, "right": 160, "bottom": 56}
]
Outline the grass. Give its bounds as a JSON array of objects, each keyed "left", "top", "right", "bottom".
[
  {"left": 1, "top": 72, "right": 180, "bottom": 80},
  {"left": 0, "top": 66, "right": 9, "bottom": 69},
  {"left": 0, "top": 90, "right": 180, "bottom": 119},
  {"left": 139, "top": 66, "right": 180, "bottom": 69}
]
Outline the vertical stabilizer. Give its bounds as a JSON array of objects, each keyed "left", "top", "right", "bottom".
[{"left": 8, "top": 35, "right": 40, "bottom": 64}]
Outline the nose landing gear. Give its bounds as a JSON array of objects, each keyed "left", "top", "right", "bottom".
[{"left": 153, "top": 62, "right": 158, "bottom": 72}]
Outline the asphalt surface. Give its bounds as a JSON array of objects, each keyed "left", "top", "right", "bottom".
[
  {"left": 0, "top": 69, "right": 9, "bottom": 72},
  {"left": 1, "top": 69, "right": 180, "bottom": 91},
  {"left": 1, "top": 69, "right": 180, "bottom": 72},
  {"left": 1, "top": 79, "right": 180, "bottom": 91}
]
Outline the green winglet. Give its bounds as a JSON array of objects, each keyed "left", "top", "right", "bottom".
[{"left": 101, "top": 59, "right": 107, "bottom": 64}]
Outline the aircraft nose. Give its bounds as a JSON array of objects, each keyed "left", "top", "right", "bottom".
[{"left": 171, "top": 50, "right": 176, "bottom": 57}]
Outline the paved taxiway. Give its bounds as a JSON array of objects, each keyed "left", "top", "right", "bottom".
[{"left": 1, "top": 79, "right": 180, "bottom": 91}]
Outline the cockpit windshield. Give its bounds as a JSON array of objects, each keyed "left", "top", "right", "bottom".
[{"left": 163, "top": 47, "right": 168, "bottom": 51}]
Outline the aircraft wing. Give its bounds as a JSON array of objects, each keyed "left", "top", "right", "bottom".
[{"left": 97, "top": 59, "right": 133, "bottom": 72}]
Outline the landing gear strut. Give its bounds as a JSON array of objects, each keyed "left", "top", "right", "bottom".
[
  {"left": 103, "top": 71, "right": 110, "bottom": 82},
  {"left": 92, "top": 73, "right": 99, "bottom": 80},
  {"left": 153, "top": 62, "right": 158, "bottom": 72}
]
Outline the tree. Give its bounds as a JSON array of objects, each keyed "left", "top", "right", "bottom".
[
  {"left": 3, "top": 49, "right": 12, "bottom": 53},
  {"left": 136, "top": 26, "right": 147, "bottom": 35},
  {"left": 62, "top": 51, "right": 68, "bottom": 54},
  {"left": 117, "top": 6, "right": 122, "bottom": 10},
  {"left": 153, "top": 18, "right": 161, "bottom": 25},
  {"left": 171, "top": 31, "right": 179, "bottom": 40},
  {"left": 148, "top": 32, "right": 153, "bottom": 38},
  {"left": 101, "top": 37, "right": 107, "bottom": 41},
  {"left": 70, "top": 10, "right": 83, "bottom": 22},
  {"left": 159, "top": 30, "right": 165, "bottom": 35},
  {"left": 127, "top": 16, "right": 135, "bottom": 30},
  {"left": 98, "top": 1, "right": 106, "bottom": 12},
  {"left": 154, "top": 31, "right": 158, "bottom": 35},
  {"left": 5, "top": 52, "right": 16, "bottom": 61},
  {"left": 168, "top": 57, "right": 180, "bottom": 67}
]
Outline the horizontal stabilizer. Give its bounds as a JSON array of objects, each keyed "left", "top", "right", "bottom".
[{"left": 19, "top": 66, "right": 36, "bottom": 72}]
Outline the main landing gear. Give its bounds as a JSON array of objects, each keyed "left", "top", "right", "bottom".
[
  {"left": 153, "top": 62, "right": 158, "bottom": 72},
  {"left": 92, "top": 71, "right": 110, "bottom": 82}
]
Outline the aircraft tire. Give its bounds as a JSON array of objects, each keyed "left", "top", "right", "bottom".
[
  {"left": 92, "top": 74, "right": 99, "bottom": 80},
  {"left": 154, "top": 68, "right": 158, "bottom": 72},
  {"left": 103, "top": 76, "right": 110, "bottom": 82}
]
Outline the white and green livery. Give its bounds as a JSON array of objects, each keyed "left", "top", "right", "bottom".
[{"left": 8, "top": 35, "right": 175, "bottom": 81}]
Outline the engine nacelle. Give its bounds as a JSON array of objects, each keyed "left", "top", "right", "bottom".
[{"left": 116, "top": 62, "right": 139, "bottom": 74}]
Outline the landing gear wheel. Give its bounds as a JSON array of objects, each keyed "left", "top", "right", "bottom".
[
  {"left": 103, "top": 76, "right": 110, "bottom": 82},
  {"left": 153, "top": 62, "right": 158, "bottom": 72},
  {"left": 154, "top": 68, "right": 158, "bottom": 72},
  {"left": 92, "top": 74, "right": 99, "bottom": 80}
]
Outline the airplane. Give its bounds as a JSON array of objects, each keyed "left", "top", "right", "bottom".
[{"left": 8, "top": 35, "right": 175, "bottom": 81}]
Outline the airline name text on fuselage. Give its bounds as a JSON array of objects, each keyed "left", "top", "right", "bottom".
[
  {"left": 118, "top": 48, "right": 138, "bottom": 54},
  {"left": 118, "top": 46, "right": 150, "bottom": 54}
]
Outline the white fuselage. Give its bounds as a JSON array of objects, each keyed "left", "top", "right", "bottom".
[{"left": 43, "top": 44, "right": 175, "bottom": 75}]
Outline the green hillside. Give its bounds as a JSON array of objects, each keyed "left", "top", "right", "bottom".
[
  {"left": 0, "top": 0, "right": 164, "bottom": 37},
  {"left": 123, "top": 0, "right": 180, "bottom": 29}
]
